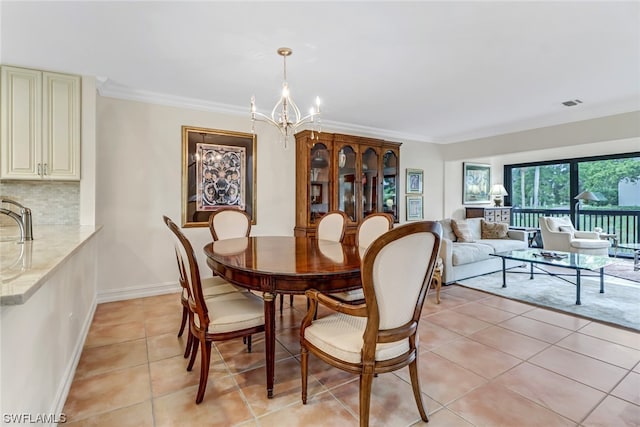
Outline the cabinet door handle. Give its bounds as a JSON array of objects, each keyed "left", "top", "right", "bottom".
[
  {"left": 43, "top": 163, "right": 48, "bottom": 175},
  {"left": 37, "top": 163, "right": 42, "bottom": 176}
]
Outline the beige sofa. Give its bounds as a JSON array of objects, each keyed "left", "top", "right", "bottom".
[{"left": 437, "top": 218, "right": 528, "bottom": 284}]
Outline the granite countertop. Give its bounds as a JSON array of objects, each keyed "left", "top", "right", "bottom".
[{"left": 0, "top": 225, "right": 102, "bottom": 305}]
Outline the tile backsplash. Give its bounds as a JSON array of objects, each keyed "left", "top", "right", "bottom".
[{"left": 0, "top": 181, "right": 79, "bottom": 225}]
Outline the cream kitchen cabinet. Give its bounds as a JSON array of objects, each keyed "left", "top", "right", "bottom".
[{"left": 1, "top": 65, "right": 81, "bottom": 180}]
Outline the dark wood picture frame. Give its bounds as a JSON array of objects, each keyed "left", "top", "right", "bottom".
[{"left": 182, "top": 126, "right": 257, "bottom": 227}]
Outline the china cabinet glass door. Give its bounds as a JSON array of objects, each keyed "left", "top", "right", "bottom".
[
  {"left": 310, "top": 143, "right": 330, "bottom": 224},
  {"left": 382, "top": 150, "right": 399, "bottom": 221},
  {"left": 361, "top": 148, "right": 379, "bottom": 218},
  {"left": 337, "top": 146, "right": 357, "bottom": 222}
]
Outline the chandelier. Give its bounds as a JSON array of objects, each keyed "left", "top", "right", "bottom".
[{"left": 250, "top": 47, "right": 321, "bottom": 148}]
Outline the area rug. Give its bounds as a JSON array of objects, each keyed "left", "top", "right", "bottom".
[
  {"left": 603, "top": 258, "right": 639, "bottom": 283},
  {"left": 457, "top": 265, "right": 640, "bottom": 331}
]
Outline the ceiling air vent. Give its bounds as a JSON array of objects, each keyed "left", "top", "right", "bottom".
[{"left": 562, "top": 99, "right": 583, "bottom": 107}]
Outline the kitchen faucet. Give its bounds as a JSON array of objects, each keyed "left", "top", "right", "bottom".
[{"left": 0, "top": 198, "right": 33, "bottom": 242}]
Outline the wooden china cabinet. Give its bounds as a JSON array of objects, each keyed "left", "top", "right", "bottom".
[{"left": 294, "top": 130, "right": 401, "bottom": 244}]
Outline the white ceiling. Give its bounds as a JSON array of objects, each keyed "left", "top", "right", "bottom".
[{"left": 1, "top": 1, "right": 639, "bottom": 143}]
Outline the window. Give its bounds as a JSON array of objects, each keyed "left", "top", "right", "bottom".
[{"left": 510, "top": 163, "right": 570, "bottom": 210}]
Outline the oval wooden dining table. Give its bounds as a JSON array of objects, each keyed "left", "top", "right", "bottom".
[{"left": 204, "top": 236, "right": 362, "bottom": 398}]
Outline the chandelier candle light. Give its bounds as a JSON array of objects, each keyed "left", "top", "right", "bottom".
[{"left": 250, "top": 47, "right": 321, "bottom": 148}]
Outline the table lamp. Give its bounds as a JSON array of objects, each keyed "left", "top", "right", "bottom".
[{"left": 490, "top": 184, "right": 508, "bottom": 207}]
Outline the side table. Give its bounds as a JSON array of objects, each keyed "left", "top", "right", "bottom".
[
  {"left": 430, "top": 257, "right": 443, "bottom": 304},
  {"left": 599, "top": 233, "right": 618, "bottom": 257},
  {"left": 509, "top": 226, "right": 541, "bottom": 248}
]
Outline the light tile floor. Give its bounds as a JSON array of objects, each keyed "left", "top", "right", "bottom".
[{"left": 63, "top": 285, "right": 640, "bottom": 426}]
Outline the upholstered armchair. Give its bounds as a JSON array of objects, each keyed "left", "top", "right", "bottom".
[{"left": 538, "top": 216, "right": 610, "bottom": 256}]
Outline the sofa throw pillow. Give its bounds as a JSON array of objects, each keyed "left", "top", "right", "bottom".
[
  {"left": 547, "top": 216, "right": 574, "bottom": 232},
  {"left": 558, "top": 225, "right": 575, "bottom": 236},
  {"left": 451, "top": 219, "right": 475, "bottom": 242},
  {"left": 438, "top": 219, "right": 458, "bottom": 241},
  {"left": 481, "top": 219, "right": 509, "bottom": 239}
]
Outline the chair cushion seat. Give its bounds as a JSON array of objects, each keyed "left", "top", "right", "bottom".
[
  {"left": 202, "top": 276, "right": 230, "bottom": 287},
  {"left": 570, "top": 239, "right": 610, "bottom": 249},
  {"left": 194, "top": 292, "right": 264, "bottom": 334},
  {"left": 331, "top": 289, "right": 364, "bottom": 302},
  {"left": 303, "top": 312, "right": 409, "bottom": 364},
  {"left": 183, "top": 281, "right": 241, "bottom": 300},
  {"left": 205, "top": 275, "right": 248, "bottom": 293}
]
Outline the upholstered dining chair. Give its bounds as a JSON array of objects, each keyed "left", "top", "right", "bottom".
[
  {"left": 164, "top": 216, "right": 265, "bottom": 404},
  {"left": 300, "top": 221, "right": 442, "bottom": 427},
  {"left": 208, "top": 209, "right": 251, "bottom": 241},
  {"left": 172, "top": 247, "right": 237, "bottom": 351},
  {"left": 317, "top": 210, "right": 349, "bottom": 242},
  {"left": 280, "top": 210, "right": 350, "bottom": 313},
  {"left": 208, "top": 209, "right": 254, "bottom": 292},
  {"left": 331, "top": 213, "right": 393, "bottom": 303},
  {"left": 165, "top": 217, "right": 243, "bottom": 358},
  {"left": 538, "top": 216, "right": 610, "bottom": 256}
]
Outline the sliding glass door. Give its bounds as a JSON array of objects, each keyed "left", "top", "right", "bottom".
[{"left": 504, "top": 152, "right": 640, "bottom": 249}]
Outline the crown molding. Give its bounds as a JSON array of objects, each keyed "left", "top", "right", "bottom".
[
  {"left": 95, "top": 79, "right": 434, "bottom": 143},
  {"left": 96, "top": 79, "right": 247, "bottom": 116},
  {"left": 96, "top": 79, "right": 638, "bottom": 145}
]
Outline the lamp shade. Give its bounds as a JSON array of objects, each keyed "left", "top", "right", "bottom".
[
  {"left": 490, "top": 184, "right": 508, "bottom": 196},
  {"left": 574, "top": 191, "right": 598, "bottom": 201}
]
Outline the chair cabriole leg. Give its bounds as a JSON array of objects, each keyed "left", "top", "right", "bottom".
[
  {"left": 178, "top": 306, "right": 187, "bottom": 337},
  {"left": 301, "top": 346, "right": 309, "bottom": 404},
  {"left": 195, "top": 340, "right": 212, "bottom": 404},
  {"left": 187, "top": 335, "right": 198, "bottom": 371},
  {"left": 183, "top": 331, "right": 193, "bottom": 358},
  {"left": 409, "top": 358, "right": 429, "bottom": 422},
  {"left": 359, "top": 372, "right": 374, "bottom": 427}
]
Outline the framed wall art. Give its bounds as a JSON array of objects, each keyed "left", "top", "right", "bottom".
[
  {"left": 182, "top": 126, "right": 256, "bottom": 227},
  {"left": 463, "top": 162, "right": 491, "bottom": 204},
  {"left": 406, "top": 196, "right": 423, "bottom": 221},
  {"left": 406, "top": 168, "right": 423, "bottom": 194}
]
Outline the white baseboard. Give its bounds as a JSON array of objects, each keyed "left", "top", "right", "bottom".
[
  {"left": 97, "top": 281, "right": 181, "bottom": 303},
  {"left": 49, "top": 295, "right": 97, "bottom": 426}
]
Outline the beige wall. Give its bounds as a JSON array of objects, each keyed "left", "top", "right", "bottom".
[
  {"left": 95, "top": 96, "right": 438, "bottom": 298},
  {"left": 441, "top": 112, "right": 640, "bottom": 219},
  {"left": 96, "top": 97, "right": 284, "bottom": 297}
]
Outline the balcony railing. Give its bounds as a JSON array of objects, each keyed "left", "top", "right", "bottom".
[{"left": 511, "top": 208, "right": 640, "bottom": 258}]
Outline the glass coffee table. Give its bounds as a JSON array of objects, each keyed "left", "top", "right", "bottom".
[
  {"left": 617, "top": 243, "right": 640, "bottom": 271},
  {"left": 490, "top": 249, "right": 614, "bottom": 305}
]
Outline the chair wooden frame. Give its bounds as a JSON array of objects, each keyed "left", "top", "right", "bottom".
[
  {"left": 164, "top": 216, "right": 265, "bottom": 404},
  {"left": 300, "top": 221, "right": 442, "bottom": 426}
]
